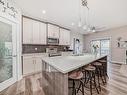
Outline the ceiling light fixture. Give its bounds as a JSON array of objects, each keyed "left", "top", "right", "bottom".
[
  {"left": 78, "top": 21, "right": 82, "bottom": 27},
  {"left": 92, "top": 27, "right": 96, "bottom": 32},
  {"left": 81, "top": 0, "right": 89, "bottom": 9},
  {"left": 92, "top": 29, "right": 96, "bottom": 32},
  {"left": 83, "top": 25, "right": 87, "bottom": 30},
  {"left": 77, "top": 0, "right": 89, "bottom": 30},
  {"left": 42, "top": 10, "right": 46, "bottom": 14},
  {"left": 78, "top": 0, "right": 82, "bottom": 28},
  {"left": 71, "top": 23, "right": 75, "bottom": 26}
]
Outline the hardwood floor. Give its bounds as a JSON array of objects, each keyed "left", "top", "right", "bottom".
[{"left": 0, "top": 63, "right": 127, "bottom": 95}]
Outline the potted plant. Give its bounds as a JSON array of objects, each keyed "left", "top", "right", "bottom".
[{"left": 93, "top": 45, "right": 99, "bottom": 56}]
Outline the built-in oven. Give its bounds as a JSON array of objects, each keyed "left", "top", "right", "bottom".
[{"left": 47, "top": 38, "right": 59, "bottom": 45}]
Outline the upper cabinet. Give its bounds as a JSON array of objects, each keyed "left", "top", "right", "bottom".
[
  {"left": 23, "top": 17, "right": 47, "bottom": 44},
  {"left": 48, "top": 24, "right": 59, "bottom": 38},
  {"left": 32, "top": 20, "right": 40, "bottom": 44},
  {"left": 23, "top": 17, "right": 33, "bottom": 44},
  {"left": 39, "top": 22, "right": 47, "bottom": 44},
  {"left": 23, "top": 16, "right": 71, "bottom": 46},
  {"left": 59, "top": 28, "right": 71, "bottom": 46}
]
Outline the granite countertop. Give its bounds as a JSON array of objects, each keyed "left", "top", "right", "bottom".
[{"left": 42, "top": 54, "right": 107, "bottom": 74}]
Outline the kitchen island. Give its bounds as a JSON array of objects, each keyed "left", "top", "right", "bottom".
[{"left": 41, "top": 54, "right": 107, "bottom": 95}]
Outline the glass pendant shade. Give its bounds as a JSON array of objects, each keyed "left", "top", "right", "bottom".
[
  {"left": 78, "top": 21, "right": 82, "bottom": 27},
  {"left": 83, "top": 25, "right": 87, "bottom": 30}
]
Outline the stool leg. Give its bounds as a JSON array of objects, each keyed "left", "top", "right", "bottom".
[
  {"left": 72, "top": 80, "right": 75, "bottom": 95},
  {"left": 84, "top": 71, "right": 87, "bottom": 84},
  {"left": 99, "top": 68, "right": 105, "bottom": 84},
  {"left": 97, "top": 68, "right": 101, "bottom": 91},
  {"left": 103, "top": 63, "right": 109, "bottom": 79},
  {"left": 85, "top": 71, "right": 90, "bottom": 85},
  {"left": 102, "top": 66, "right": 107, "bottom": 83},
  {"left": 93, "top": 72, "right": 99, "bottom": 94},
  {"left": 77, "top": 81, "right": 82, "bottom": 93},
  {"left": 90, "top": 72, "right": 92, "bottom": 95},
  {"left": 77, "top": 80, "right": 85, "bottom": 95},
  {"left": 81, "top": 80, "right": 85, "bottom": 95}
]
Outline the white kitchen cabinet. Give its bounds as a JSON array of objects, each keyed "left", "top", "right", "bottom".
[
  {"left": 23, "top": 53, "right": 48, "bottom": 76},
  {"left": 48, "top": 24, "right": 59, "bottom": 38},
  {"left": 23, "top": 56, "right": 35, "bottom": 75},
  {"left": 23, "top": 17, "right": 33, "bottom": 44},
  {"left": 34, "top": 57, "right": 42, "bottom": 72},
  {"left": 40, "top": 22, "right": 47, "bottom": 44},
  {"left": 32, "top": 20, "right": 40, "bottom": 44},
  {"left": 59, "top": 28, "right": 71, "bottom": 45},
  {"left": 23, "top": 17, "right": 47, "bottom": 44},
  {"left": 34, "top": 54, "right": 48, "bottom": 72}
]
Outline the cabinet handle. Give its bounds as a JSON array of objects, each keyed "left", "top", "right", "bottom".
[
  {"left": 33, "top": 60, "right": 36, "bottom": 64},
  {"left": 53, "top": 33, "right": 55, "bottom": 36},
  {"left": 35, "top": 60, "right": 36, "bottom": 64}
]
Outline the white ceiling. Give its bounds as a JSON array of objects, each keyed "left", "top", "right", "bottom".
[{"left": 13, "top": 0, "right": 127, "bottom": 34}]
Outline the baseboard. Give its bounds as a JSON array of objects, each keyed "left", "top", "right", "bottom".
[{"left": 111, "top": 61, "right": 125, "bottom": 65}]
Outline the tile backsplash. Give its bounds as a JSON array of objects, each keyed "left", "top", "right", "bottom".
[{"left": 22, "top": 44, "right": 66, "bottom": 54}]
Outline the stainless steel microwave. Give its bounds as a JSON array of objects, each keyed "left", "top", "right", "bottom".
[{"left": 47, "top": 38, "right": 59, "bottom": 45}]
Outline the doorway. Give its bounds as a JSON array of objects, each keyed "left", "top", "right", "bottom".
[
  {"left": 91, "top": 38, "right": 111, "bottom": 61},
  {"left": 0, "top": 17, "right": 17, "bottom": 91}
]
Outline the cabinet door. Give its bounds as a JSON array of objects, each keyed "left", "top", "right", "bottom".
[
  {"left": 59, "top": 28, "right": 65, "bottom": 45},
  {"left": 59, "top": 28, "right": 70, "bottom": 45},
  {"left": 48, "top": 24, "right": 59, "bottom": 38},
  {"left": 65, "top": 29, "right": 71, "bottom": 45},
  {"left": 35, "top": 57, "right": 42, "bottom": 72},
  {"left": 23, "top": 56, "right": 35, "bottom": 75},
  {"left": 32, "top": 20, "right": 40, "bottom": 44},
  {"left": 23, "top": 17, "right": 33, "bottom": 44},
  {"left": 40, "top": 22, "right": 47, "bottom": 44},
  {"left": 53, "top": 25, "right": 59, "bottom": 38},
  {"left": 34, "top": 54, "right": 48, "bottom": 72}
]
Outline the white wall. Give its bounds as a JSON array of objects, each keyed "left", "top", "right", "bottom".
[
  {"left": 83, "top": 26, "right": 127, "bottom": 64},
  {"left": 70, "top": 31, "right": 84, "bottom": 53}
]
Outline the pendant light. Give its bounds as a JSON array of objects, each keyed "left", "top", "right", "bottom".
[{"left": 78, "top": 0, "right": 82, "bottom": 27}]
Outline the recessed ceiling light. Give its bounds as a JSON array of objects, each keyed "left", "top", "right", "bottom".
[
  {"left": 71, "top": 23, "right": 75, "bottom": 26},
  {"left": 42, "top": 10, "right": 46, "bottom": 14}
]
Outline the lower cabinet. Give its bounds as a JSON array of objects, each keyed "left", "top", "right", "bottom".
[
  {"left": 23, "top": 54, "right": 48, "bottom": 76},
  {"left": 23, "top": 56, "right": 35, "bottom": 75},
  {"left": 34, "top": 56, "right": 44, "bottom": 72}
]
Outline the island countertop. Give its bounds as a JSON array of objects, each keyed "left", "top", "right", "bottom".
[{"left": 42, "top": 54, "right": 107, "bottom": 74}]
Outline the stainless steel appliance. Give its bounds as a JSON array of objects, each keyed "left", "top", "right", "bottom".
[
  {"left": 46, "top": 48, "right": 61, "bottom": 57},
  {"left": 47, "top": 38, "right": 59, "bottom": 45}
]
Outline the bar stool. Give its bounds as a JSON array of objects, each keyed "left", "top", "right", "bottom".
[
  {"left": 83, "top": 65, "right": 100, "bottom": 95},
  {"left": 98, "top": 59, "right": 108, "bottom": 78},
  {"left": 69, "top": 71, "right": 84, "bottom": 95},
  {"left": 93, "top": 62, "right": 106, "bottom": 84}
]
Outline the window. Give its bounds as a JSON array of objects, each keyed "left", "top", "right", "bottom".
[{"left": 91, "top": 39, "right": 110, "bottom": 61}]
